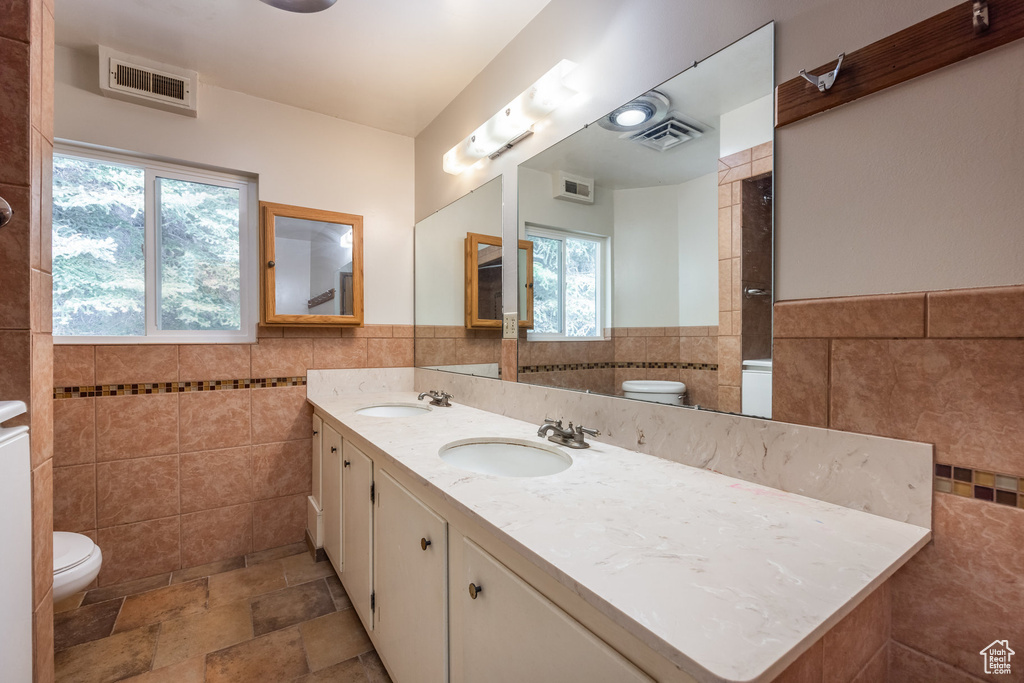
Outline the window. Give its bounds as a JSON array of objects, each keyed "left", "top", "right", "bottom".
[
  {"left": 52, "top": 146, "right": 254, "bottom": 343},
  {"left": 526, "top": 225, "right": 605, "bottom": 339}
]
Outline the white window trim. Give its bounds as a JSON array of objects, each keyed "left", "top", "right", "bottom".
[
  {"left": 525, "top": 224, "right": 608, "bottom": 342},
  {"left": 53, "top": 143, "right": 258, "bottom": 344}
]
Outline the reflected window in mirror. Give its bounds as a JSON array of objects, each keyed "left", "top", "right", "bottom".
[
  {"left": 260, "top": 202, "right": 364, "bottom": 326},
  {"left": 526, "top": 225, "right": 605, "bottom": 340}
]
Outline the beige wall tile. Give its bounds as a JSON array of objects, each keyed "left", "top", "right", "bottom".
[
  {"left": 251, "top": 386, "right": 312, "bottom": 444},
  {"left": 887, "top": 642, "right": 988, "bottom": 683},
  {"left": 718, "top": 207, "right": 732, "bottom": 259},
  {"left": 717, "top": 335, "right": 741, "bottom": 387},
  {"left": 310, "top": 337, "right": 367, "bottom": 369},
  {"left": 366, "top": 337, "right": 413, "bottom": 368},
  {"left": 774, "top": 293, "right": 926, "bottom": 339},
  {"left": 96, "top": 394, "right": 178, "bottom": 461},
  {"left": 95, "top": 345, "right": 178, "bottom": 385},
  {"left": 718, "top": 259, "right": 732, "bottom": 313},
  {"left": 456, "top": 338, "right": 500, "bottom": 365},
  {"left": 0, "top": 184, "right": 32, "bottom": 328},
  {"left": 927, "top": 284, "right": 1024, "bottom": 338},
  {"left": 413, "top": 338, "right": 457, "bottom": 367},
  {"left": 720, "top": 148, "right": 752, "bottom": 168},
  {"left": 772, "top": 639, "right": 822, "bottom": 683},
  {"left": 0, "top": 37, "right": 31, "bottom": 185},
  {"left": 281, "top": 327, "right": 341, "bottom": 338},
  {"left": 32, "top": 458, "right": 53, "bottom": 606},
  {"left": 822, "top": 583, "right": 890, "bottom": 683},
  {"left": 53, "top": 397, "right": 95, "bottom": 466},
  {"left": 178, "top": 344, "right": 250, "bottom": 382},
  {"left": 180, "top": 504, "right": 254, "bottom": 568},
  {"left": 250, "top": 338, "right": 312, "bottom": 378},
  {"left": 252, "top": 440, "right": 312, "bottom": 501},
  {"left": 96, "top": 455, "right": 179, "bottom": 527},
  {"left": 772, "top": 338, "right": 830, "bottom": 428},
  {"left": 342, "top": 324, "right": 393, "bottom": 338},
  {"left": 252, "top": 494, "right": 306, "bottom": 553},
  {"left": 179, "top": 390, "right": 251, "bottom": 453},
  {"left": 180, "top": 446, "right": 252, "bottom": 514},
  {"left": 718, "top": 386, "right": 741, "bottom": 413},
  {"left": 33, "top": 587, "right": 54, "bottom": 683},
  {"left": 97, "top": 517, "right": 181, "bottom": 586},
  {"left": 53, "top": 345, "right": 94, "bottom": 386},
  {"left": 53, "top": 464, "right": 95, "bottom": 532}
]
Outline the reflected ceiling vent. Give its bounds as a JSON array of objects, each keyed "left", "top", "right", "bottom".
[
  {"left": 629, "top": 117, "right": 704, "bottom": 152},
  {"left": 98, "top": 46, "right": 198, "bottom": 117},
  {"left": 553, "top": 171, "right": 594, "bottom": 205}
]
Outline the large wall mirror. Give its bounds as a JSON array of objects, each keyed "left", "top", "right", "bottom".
[
  {"left": 517, "top": 23, "right": 774, "bottom": 417},
  {"left": 415, "top": 177, "right": 503, "bottom": 378}
]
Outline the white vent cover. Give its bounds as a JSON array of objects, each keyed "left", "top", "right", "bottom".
[
  {"left": 630, "top": 118, "right": 704, "bottom": 152},
  {"left": 552, "top": 172, "right": 594, "bottom": 204},
  {"left": 98, "top": 46, "right": 198, "bottom": 117}
]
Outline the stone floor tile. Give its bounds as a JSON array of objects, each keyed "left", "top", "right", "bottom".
[
  {"left": 114, "top": 579, "right": 209, "bottom": 633},
  {"left": 54, "top": 591, "right": 86, "bottom": 614},
  {"left": 206, "top": 626, "right": 309, "bottom": 683},
  {"left": 54, "top": 598, "right": 124, "bottom": 652},
  {"left": 292, "top": 656, "right": 367, "bottom": 682},
  {"left": 54, "top": 624, "right": 160, "bottom": 683},
  {"left": 82, "top": 573, "right": 171, "bottom": 606},
  {"left": 282, "top": 551, "right": 336, "bottom": 586},
  {"left": 299, "top": 608, "right": 372, "bottom": 672},
  {"left": 325, "top": 575, "right": 352, "bottom": 612},
  {"left": 359, "top": 651, "right": 394, "bottom": 683},
  {"left": 208, "top": 559, "right": 287, "bottom": 608},
  {"left": 251, "top": 579, "right": 335, "bottom": 637},
  {"left": 120, "top": 656, "right": 206, "bottom": 683},
  {"left": 245, "top": 541, "right": 307, "bottom": 567},
  {"left": 152, "top": 600, "right": 253, "bottom": 669},
  {"left": 170, "top": 555, "right": 246, "bottom": 585}
]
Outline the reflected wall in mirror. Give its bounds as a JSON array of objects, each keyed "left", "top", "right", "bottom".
[
  {"left": 415, "top": 177, "right": 503, "bottom": 378},
  {"left": 517, "top": 24, "right": 774, "bottom": 417},
  {"left": 260, "top": 202, "right": 364, "bottom": 325}
]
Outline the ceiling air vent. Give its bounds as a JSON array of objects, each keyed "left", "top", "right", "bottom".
[
  {"left": 552, "top": 172, "right": 595, "bottom": 205},
  {"left": 98, "top": 46, "right": 198, "bottom": 117},
  {"left": 630, "top": 117, "right": 704, "bottom": 152}
]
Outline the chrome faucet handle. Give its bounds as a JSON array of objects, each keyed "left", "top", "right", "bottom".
[
  {"left": 543, "top": 417, "right": 562, "bottom": 426},
  {"left": 576, "top": 425, "right": 600, "bottom": 437}
]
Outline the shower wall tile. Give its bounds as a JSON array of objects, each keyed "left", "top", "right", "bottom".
[
  {"left": 54, "top": 344, "right": 94, "bottom": 386},
  {"left": 178, "top": 344, "right": 251, "bottom": 382},
  {"left": 179, "top": 389, "right": 251, "bottom": 453},
  {"left": 95, "top": 345, "right": 178, "bottom": 385},
  {"left": 53, "top": 396, "right": 95, "bottom": 466},
  {"left": 95, "top": 394, "right": 179, "bottom": 461}
]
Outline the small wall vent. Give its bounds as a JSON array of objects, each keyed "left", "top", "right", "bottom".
[
  {"left": 99, "top": 46, "right": 198, "bottom": 117},
  {"left": 630, "top": 117, "right": 703, "bottom": 152},
  {"left": 552, "top": 172, "right": 594, "bottom": 204}
]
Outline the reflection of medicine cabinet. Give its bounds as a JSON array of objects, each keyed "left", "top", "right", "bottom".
[
  {"left": 464, "top": 232, "right": 533, "bottom": 329},
  {"left": 260, "top": 202, "right": 364, "bottom": 326}
]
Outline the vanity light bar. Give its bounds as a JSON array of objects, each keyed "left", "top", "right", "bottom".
[{"left": 442, "top": 60, "right": 578, "bottom": 175}]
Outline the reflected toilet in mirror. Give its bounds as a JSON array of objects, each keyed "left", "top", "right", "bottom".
[{"left": 516, "top": 24, "right": 774, "bottom": 418}]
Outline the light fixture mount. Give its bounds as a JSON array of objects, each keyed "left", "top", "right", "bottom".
[
  {"left": 259, "top": 0, "right": 338, "bottom": 13},
  {"left": 598, "top": 90, "right": 670, "bottom": 132}
]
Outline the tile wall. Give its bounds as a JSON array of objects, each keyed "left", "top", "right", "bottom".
[
  {"left": 773, "top": 284, "right": 1024, "bottom": 681},
  {"left": 53, "top": 325, "right": 413, "bottom": 587},
  {"left": 0, "top": 0, "right": 55, "bottom": 680},
  {"left": 413, "top": 325, "right": 501, "bottom": 370}
]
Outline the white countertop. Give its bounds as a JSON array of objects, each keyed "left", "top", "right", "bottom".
[{"left": 309, "top": 391, "right": 930, "bottom": 683}]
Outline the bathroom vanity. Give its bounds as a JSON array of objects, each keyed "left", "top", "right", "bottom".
[{"left": 305, "top": 374, "right": 931, "bottom": 683}]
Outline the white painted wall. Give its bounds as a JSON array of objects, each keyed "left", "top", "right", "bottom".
[
  {"left": 415, "top": 0, "right": 1023, "bottom": 305},
  {"left": 54, "top": 45, "right": 415, "bottom": 324},
  {"left": 517, "top": 167, "right": 614, "bottom": 239},
  {"left": 274, "top": 237, "right": 312, "bottom": 315},
  {"left": 612, "top": 185, "right": 678, "bottom": 327},
  {"left": 720, "top": 94, "right": 773, "bottom": 158},
  {"left": 414, "top": 177, "right": 502, "bottom": 326},
  {"left": 677, "top": 172, "right": 720, "bottom": 326}
]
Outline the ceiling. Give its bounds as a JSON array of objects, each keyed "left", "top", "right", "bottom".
[
  {"left": 55, "top": 0, "right": 553, "bottom": 137},
  {"left": 521, "top": 25, "right": 773, "bottom": 190}
]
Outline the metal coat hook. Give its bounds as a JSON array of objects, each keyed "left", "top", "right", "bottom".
[{"left": 800, "top": 53, "right": 845, "bottom": 93}]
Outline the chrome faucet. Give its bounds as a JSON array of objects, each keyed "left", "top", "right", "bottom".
[
  {"left": 418, "top": 390, "right": 453, "bottom": 407},
  {"left": 537, "top": 418, "right": 600, "bottom": 449}
]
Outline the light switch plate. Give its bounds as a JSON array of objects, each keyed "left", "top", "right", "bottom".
[{"left": 502, "top": 313, "right": 518, "bottom": 339}]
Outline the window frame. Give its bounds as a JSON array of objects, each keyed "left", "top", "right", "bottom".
[
  {"left": 53, "top": 142, "right": 258, "bottom": 345},
  {"left": 525, "top": 224, "right": 607, "bottom": 342}
]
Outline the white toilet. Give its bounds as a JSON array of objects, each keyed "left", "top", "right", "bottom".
[
  {"left": 621, "top": 380, "right": 687, "bottom": 406},
  {"left": 53, "top": 532, "right": 102, "bottom": 602}
]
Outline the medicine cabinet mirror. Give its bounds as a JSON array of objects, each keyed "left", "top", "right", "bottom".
[
  {"left": 260, "top": 202, "right": 364, "bottom": 326},
  {"left": 414, "top": 177, "right": 503, "bottom": 378},
  {"left": 516, "top": 23, "right": 774, "bottom": 417},
  {"left": 465, "top": 232, "right": 534, "bottom": 329}
]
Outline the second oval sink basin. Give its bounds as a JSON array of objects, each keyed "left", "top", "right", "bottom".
[
  {"left": 356, "top": 403, "right": 431, "bottom": 417},
  {"left": 439, "top": 438, "right": 572, "bottom": 477}
]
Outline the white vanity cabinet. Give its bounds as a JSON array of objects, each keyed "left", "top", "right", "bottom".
[
  {"left": 342, "top": 439, "right": 375, "bottom": 630},
  {"left": 450, "top": 535, "right": 653, "bottom": 683},
  {"left": 321, "top": 423, "right": 343, "bottom": 571},
  {"left": 373, "top": 470, "right": 448, "bottom": 683},
  {"left": 307, "top": 414, "right": 324, "bottom": 548}
]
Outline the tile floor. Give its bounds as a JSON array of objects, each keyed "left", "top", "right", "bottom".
[{"left": 53, "top": 542, "right": 393, "bottom": 683}]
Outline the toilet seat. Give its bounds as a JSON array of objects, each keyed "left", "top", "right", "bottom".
[
  {"left": 54, "top": 531, "right": 96, "bottom": 574},
  {"left": 53, "top": 532, "right": 103, "bottom": 602}
]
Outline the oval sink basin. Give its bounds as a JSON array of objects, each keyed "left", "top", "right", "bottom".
[
  {"left": 439, "top": 438, "right": 572, "bottom": 477},
  {"left": 356, "top": 403, "right": 431, "bottom": 417}
]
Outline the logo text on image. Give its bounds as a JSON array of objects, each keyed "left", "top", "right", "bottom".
[{"left": 980, "top": 640, "right": 1015, "bottom": 675}]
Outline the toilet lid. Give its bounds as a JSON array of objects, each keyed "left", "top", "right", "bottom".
[{"left": 54, "top": 532, "right": 96, "bottom": 574}]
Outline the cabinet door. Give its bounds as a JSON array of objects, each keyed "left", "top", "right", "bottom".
[
  {"left": 452, "top": 538, "right": 652, "bottom": 683},
  {"left": 311, "top": 414, "right": 323, "bottom": 505},
  {"left": 374, "top": 470, "right": 448, "bottom": 683},
  {"left": 321, "top": 424, "right": 343, "bottom": 573},
  {"left": 342, "top": 440, "right": 374, "bottom": 630}
]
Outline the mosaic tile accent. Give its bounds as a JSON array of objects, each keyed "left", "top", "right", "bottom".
[
  {"left": 518, "top": 361, "right": 718, "bottom": 375},
  {"left": 54, "top": 377, "right": 307, "bottom": 399},
  {"left": 934, "top": 463, "right": 1024, "bottom": 509}
]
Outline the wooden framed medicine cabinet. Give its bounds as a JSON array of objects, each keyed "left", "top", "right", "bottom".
[
  {"left": 260, "top": 201, "right": 364, "bottom": 326},
  {"left": 464, "top": 232, "right": 533, "bottom": 330}
]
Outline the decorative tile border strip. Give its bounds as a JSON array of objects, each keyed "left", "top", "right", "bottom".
[
  {"left": 54, "top": 376, "right": 307, "bottom": 399},
  {"left": 934, "top": 463, "right": 1024, "bottom": 509},
  {"left": 518, "top": 361, "right": 718, "bottom": 375}
]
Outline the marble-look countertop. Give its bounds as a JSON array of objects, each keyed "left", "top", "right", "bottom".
[{"left": 309, "top": 392, "right": 930, "bottom": 683}]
